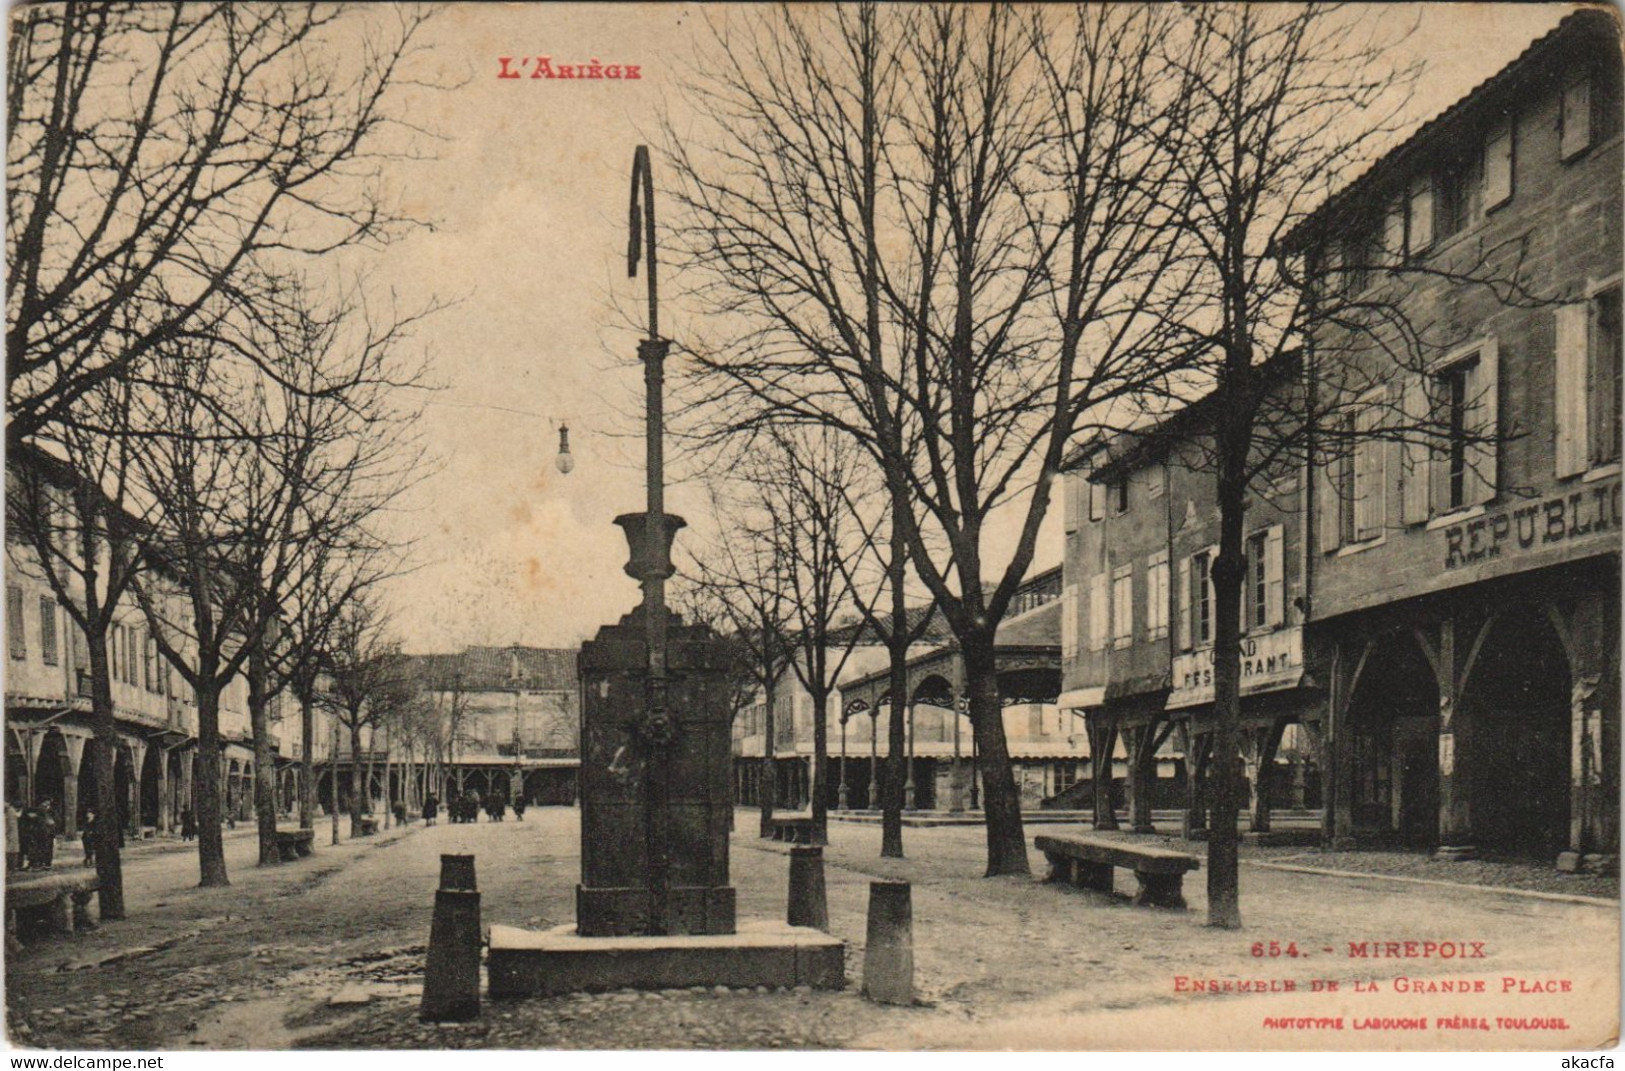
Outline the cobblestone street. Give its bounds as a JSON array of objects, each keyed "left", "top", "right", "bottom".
[{"left": 4, "top": 810, "right": 1617, "bottom": 1050}]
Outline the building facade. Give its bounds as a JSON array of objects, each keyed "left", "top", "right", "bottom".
[{"left": 1059, "top": 10, "right": 1621, "bottom": 870}]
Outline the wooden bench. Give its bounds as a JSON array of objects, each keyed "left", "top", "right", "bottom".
[
  {"left": 273, "top": 829, "right": 315, "bottom": 862},
  {"left": 764, "top": 817, "right": 815, "bottom": 844},
  {"left": 7, "top": 872, "right": 100, "bottom": 939},
  {"left": 357, "top": 817, "right": 379, "bottom": 837},
  {"left": 1034, "top": 833, "right": 1200, "bottom": 908}
]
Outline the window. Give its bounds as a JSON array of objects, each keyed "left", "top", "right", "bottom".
[
  {"left": 1559, "top": 287, "right": 1624, "bottom": 474},
  {"left": 1244, "top": 527, "right": 1286, "bottom": 631},
  {"left": 1483, "top": 119, "right": 1513, "bottom": 211},
  {"left": 1592, "top": 288, "right": 1622, "bottom": 466},
  {"left": 1111, "top": 566, "right": 1133, "bottom": 649},
  {"left": 1087, "top": 479, "right": 1106, "bottom": 522},
  {"left": 1342, "top": 229, "right": 1372, "bottom": 296},
  {"left": 1147, "top": 463, "right": 1165, "bottom": 499},
  {"left": 39, "top": 597, "right": 58, "bottom": 667},
  {"left": 1429, "top": 343, "right": 1498, "bottom": 512},
  {"left": 1111, "top": 478, "right": 1130, "bottom": 515},
  {"left": 1065, "top": 473, "right": 1086, "bottom": 533},
  {"left": 1145, "top": 551, "right": 1169, "bottom": 640},
  {"left": 1087, "top": 573, "right": 1107, "bottom": 653},
  {"left": 1435, "top": 164, "right": 1469, "bottom": 242},
  {"left": 7, "top": 586, "right": 26, "bottom": 661},
  {"left": 1190, "top": 550, "right": 1214, "bottom": 647},
  {"left": 1382, "top": 198, "right": 1406, "bottom": 267},
  {"left": 1053, "top": 761, "right": 1078, "bottom": 794},
  {"left": 1561, "top": 73, "right": 1593, "bottom": 160}
]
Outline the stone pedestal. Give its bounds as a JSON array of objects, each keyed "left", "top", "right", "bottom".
[{"left": 577, "top": 606, "right": 737, "bottom": 937}]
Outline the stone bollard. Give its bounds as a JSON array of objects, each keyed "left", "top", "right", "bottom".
[
  {"left": 420, "top": 854, "right": 482, "bottom": 1022},
  {"left": 862, "top": 879, "right": 913, "bottom": 1005},
  {"left": 787, "top": 845, "right": 829, "bottom": 931}
]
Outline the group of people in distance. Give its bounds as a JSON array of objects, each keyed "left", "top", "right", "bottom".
[{"left": 424, "top": 790, "right": 527, "bottom": 825}]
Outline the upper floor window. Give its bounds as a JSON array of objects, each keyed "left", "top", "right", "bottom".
[
  {"left": 7, "top": 586, "right": 26, "bottom": 661},
  {"left": 1556, "top": 285, "right": 1623, "bottom": 475},
  {"left": 1430, "top": 343, "right": 1499, "bottom": 512},
  {"left": 1087, "top": 573, "right": 1108, "bottom": 653},
  {"left": 1561, "top": 72, "right": 1594, "bottom": 160},
  {"left": 1245, "top": 526, "right": 1286, "bottom": 631},
  {"left": 1182, "top": 549, "right": 1214, "bottom": 650},
  {"left": 39, "top": 597, "right": 58, "bottom": 667},
  {"left": 1111, "top": 477, "right": 1130, "bottom": 515},
  {"left": 1088, "top": 479, "right": 1106, "bottom": 523},
  {"left": 1341, "top": 228, "right": 1373, "bottom": 296},
  {"left": 1483, "top": 119, "right": 1514, "bottom": 211},
  {"left": 1146, "top": 463, "right": 1165, "bottom": 499},
  {"left": 1434, "top": 163, "right": 1469, "bottom": 242}
]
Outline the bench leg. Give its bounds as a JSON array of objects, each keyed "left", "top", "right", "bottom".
[
  {"left": 47, "top": 895, "right": 73, "bottom": 935},
  {"left": 71, "top": 891, "right": 97, "bottom": 931},
  {"left": 296, "top": 840, "right": 313, "bottom": 858},
  {"left": 1043, "top": 852, "right": 1067, "bottom": 883},
  {"left": 1133, "top": 871, "right": 1186, "bottom": 909},
  {"left": 1076, "top": 861, "right": 1114, "bottom": 894}
]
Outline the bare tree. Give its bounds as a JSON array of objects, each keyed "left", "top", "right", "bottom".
[
  {"left": 685, "top": 492, "right": 794, "bottom": 836},
  {"left": 5, "top": 2, "right": 439, "bottom": 449},
  {"left": 322, "top": 595, "right": 412, "bottom": 838},
  {"left": 670, "top": 3, "right": 1196, "bottom": 874}
]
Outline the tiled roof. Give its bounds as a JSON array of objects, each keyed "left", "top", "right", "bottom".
[{"left": 1282, "top": 9, "right": 1615, "bottom": 251}]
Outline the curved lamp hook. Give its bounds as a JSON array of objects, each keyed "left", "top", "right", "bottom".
[{"left": 629, "top": 145, "right": 659, "bottom": 340}]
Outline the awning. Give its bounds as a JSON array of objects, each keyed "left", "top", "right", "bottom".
[{"left": 1056, "top": 687, "right": 1105, "bottom": 709}]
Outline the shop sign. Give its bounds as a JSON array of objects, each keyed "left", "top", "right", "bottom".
[
  {"left": 1442, "top": 479, "right": 1621, "bottom": 569},
  {"left": 1169, "top": 628, "right": 1303, "bottom": 710}
]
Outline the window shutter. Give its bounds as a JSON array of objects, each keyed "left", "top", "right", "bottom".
[
  {"left": 1400, "top": 376, "right": 1431, "bottom": 523},
  {"left": 1353, "top": 405, "right": 1383, "bottom": 540},
  {"left": 1087, "top": 573, "right": 1106, "bottom": 653},
  {"left": 1383, "top": 200, "right": 1406, "bottom": 265},
  {"left": 1467, "top": 342, "right": 1500, "bottom": 504},
  {"left": 1176, "top": 557, "right": 1191, "bottom": 651},
  {"left": 1408, "top": 178, "right": 1434, "bottom": 253},
  {"left": 1555, "top": 303, "right": 1590, "bottom": 477},
  {"left": 1088, "top": 480, "right": 1104, "bottom": 522},
  {"left": 1484, "top": 121, "right": 1513, "bottom": 209},
  {"left": 1061, "top": 584, "right": 1079, "bottom": 658},
  {"left": 1317, "top": 440, "right": 1342, "bottom": 552},
  {"left": 1562, "top": 76, "right": 1592, "bottom": 160},
  {"left": 1266, "top": 525, "right": 1285, "bottom": 627}
]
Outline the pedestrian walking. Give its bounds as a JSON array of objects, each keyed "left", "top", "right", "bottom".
[
  {"left": 512, "top": 795, "right": 527, "bottom": 821},
  {"left": 81, "top": 809, "right": 96, "bottom": 867},
  {"left": 423, "top": 794, "right": 438, "bottom": 826},
  {"left": 180, "top": 806, "right": 197, "bottom": 842},
  {"left": 29, "top": 801, "right": 57, "bottom": 870}
]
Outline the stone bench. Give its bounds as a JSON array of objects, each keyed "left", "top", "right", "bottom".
[
  {"left": 1034, "top": 833, "right": 1200, "bottom": 908},
  {"left": 273, "top": 829, "right": 315, "bottom": 862},
  {"left": 764, "top": 818, "right": 815, "bottom": 844},
  {"left": 7, "top": 872, "right": 100, "bottom": 939},
  {"left": 358, "top": 817, "right": 379, "bottom": 837}
]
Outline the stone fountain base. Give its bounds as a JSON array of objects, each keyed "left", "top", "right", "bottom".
[{"left": 486, "top": 920, "right": 845, "bottom": 998}]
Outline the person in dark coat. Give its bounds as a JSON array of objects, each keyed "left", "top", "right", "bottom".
[
  {"left": 423, "top": 794, "right": 438, "bottom": 826},
  {"left": 180, "top": 806, "right": 197, "bottom": 842},
  {"left": 512, "top": 795, "right": 527, "bottom": 821},
  {"left": 28, "top": 802, "right": 57, "bottom": 870}
]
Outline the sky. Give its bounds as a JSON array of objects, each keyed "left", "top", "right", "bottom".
[{"left": 363, "top": 2, "right": 1575, "bottom": 655}]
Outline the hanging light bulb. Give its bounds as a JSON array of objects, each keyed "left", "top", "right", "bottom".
[{"left": 555, "top": 423, "right": 575, "bottom": 474}]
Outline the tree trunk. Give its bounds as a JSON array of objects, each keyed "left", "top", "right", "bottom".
[
  {"left": 87, "top": 636, "right": 126, "bottom": 919},
  {"left": 758, "top": 675, "right": 776, "bottom": 837},
  {"left": 248, "top": 646, "right": 278, "bottom": 866},
  {"left": 810, "top": 686, "right": 830, "bottom": 844},
  {"left": 880, "top": 514, "right": 909, "bottom": 858},
  {"left": 348, "top": 720, "right": 365, "bottom": 837},
  {"left": 964, "top": 638, "right": 1029, "bottom": 876},
  {"left": 299, "top": 693, "right": 315, "bottom": 831},
  {"left": 193, "top": 684, "right": 229, "bottom": 886},
  {"left": 363, "top": 724, "right": 378, "bottom": 824},
  {"left": 1207, "top": 479, "right": 1248, "bottom": 929},
  {"left": 330, "top": 716, "right": 341, "bottom": 846}
]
